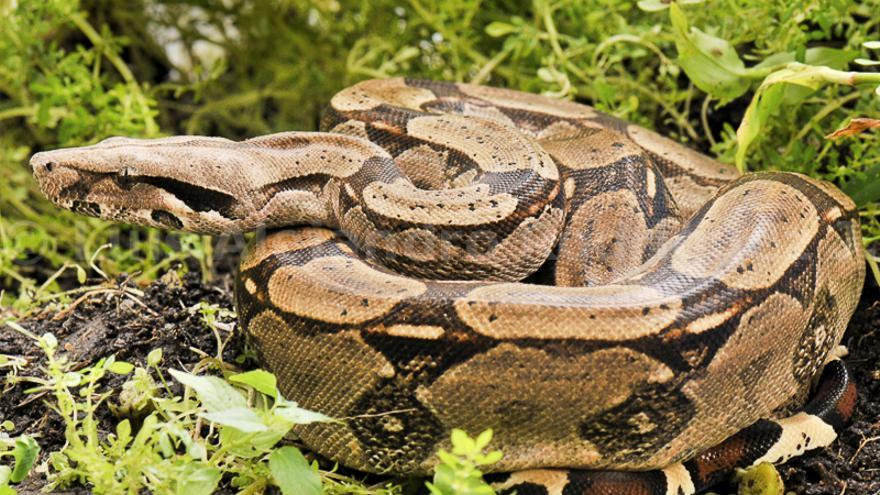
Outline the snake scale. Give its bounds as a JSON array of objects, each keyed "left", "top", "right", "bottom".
[{"left": 32, "top": 78, "right": 865, "bottom": 495}]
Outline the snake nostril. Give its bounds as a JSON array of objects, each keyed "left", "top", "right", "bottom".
[{"left": 44, "top": 161, "right": 55, "bottom": 172}]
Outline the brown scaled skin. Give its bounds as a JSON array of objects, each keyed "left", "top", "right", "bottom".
[{"left": 32, "top": 78, "right": 865, "bottom": 495}]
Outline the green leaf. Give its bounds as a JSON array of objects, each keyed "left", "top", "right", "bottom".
[
  {"left": 735, "top": 82, "right": 785, "bottom": 171},
  {"left": 863, "top": 41, "right": 880, "bottom": 49},
  {"left": 669, "top": 3, "right": 750, "bottom": 100},
  {"left": 855, "top": 58, "right": 880, "bottom": 66},
  {"left": 274, "top": 404, "right": 333, "bottom": 425},
  {"left": 201, "top": 407, "right": 268, "bottom": 432},
  {"left": 450, "top": 428, "right": 475, "bottom": 455},
  {"left": 10, "top": 436, "right": 39, "bottom": 483},
  {"left": 637, "top": 0, "right": 704, "bottom": 12},
  {"left": 173, "top": 462, "right": 222, "bottom": 495},
  {"left": 756, "top": 47, "right": 859, "bottom": 71},
  {"left": 228, "top": 369, "right": 278, "bottom": 398},
  {"left": 734, "top": 64, "right": 847, "bottom": 171},
  {"left": 394, "top": 46, "right": 420, "bottom": 62},
  {"left": 474, "top": 429, "right": 493, "bottom": 450},
  {"left": 219, "top": 423, "right": 289, "bottom": 458},
  {"left": 269, "top": 446, "right": 322, "bottom": 495},
  {"left": 480, "top": 450, "right": 503, "bottom": 464},
  {"left": 804, "top": 47, "right": 858, "bottom": 69},
  {"left": 115, "top": 420, "right": 132, "bottom": 448},
  {"left": 146, "top": 348, "right": 163, "bottom": 367},
  {"left": 40, "top": 333, "right": 57, "bottom": 351},
  {"left": 485, "top": 22, "right": 516, "bottom": 38},
  {"left": 168, "top": 369, "right": 247, "bottom": 413},
  {"left": 0, "top": 465, "right": 11, "bottom": 486},
  {"left": 107, "top": 360, "right": 134, "bottom": 375}
]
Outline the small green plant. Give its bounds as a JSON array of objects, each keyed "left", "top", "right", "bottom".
[
  {"left": 426, "top": 428, "right": 503, "bottom": 495},
  {"left": 168, "top": 368, "right": 331, "bottom": 495},
  {"left": 2, "top": 323, "right": 377, "bottom": 495},
  {"left": 0, "top": 422, "right": 40, "bottom": 495}
]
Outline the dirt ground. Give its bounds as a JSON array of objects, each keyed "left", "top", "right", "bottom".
[{"left": 1, "top": 272, "right": 878, "bottom": 495}]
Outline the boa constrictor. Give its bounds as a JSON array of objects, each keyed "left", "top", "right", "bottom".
[{"left": 32, "top": 78, "right": 865, "bottom": 495}]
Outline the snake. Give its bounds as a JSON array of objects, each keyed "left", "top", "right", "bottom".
[{"left": 31, "top": 78, "right": 865, "bottom": 495}]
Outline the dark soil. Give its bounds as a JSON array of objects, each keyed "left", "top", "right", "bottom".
[{"left": 1, "top": 273, "right": 878, "bottom": 495}]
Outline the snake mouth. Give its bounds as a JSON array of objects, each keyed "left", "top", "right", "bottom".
[
  {"left": 31, "top": 150, "right": 163, "bottom": 227},
  {"left": 30, "top": 148, "right": 244, "bottom": 234},
  {"left": 31, "top": 152, "right": 95, "bottom": 208}
]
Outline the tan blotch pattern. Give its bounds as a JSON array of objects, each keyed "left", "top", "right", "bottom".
[
  {"left": 684, "top": 306, "right": 740, "bottom": 334},
  {"left": 241, "top": 228, "right": 336, "bottom": 270},
  {"left": 268, "top": 255, "right": 427, "bottom": 324},
  {"left": 671, "top": 180, "right": 820, "bottom": 289},
  {"left": 246, "top": 311, "right": 393, "bottom": 471},
  {"left": 329, "top": 119, "right": 371, "bottom": 140},
  {"left": 252, "top": 189, "right": 333, "bottom": 229},
  {"left": 659, "top": 292, "right": 811, "bottom": 469},
  {"left": 420, "top": 344, "right": 672, "bottom": 470},
  {"left": 330, "top": 78, "right": 437, "bottom": 112},
  {"left": 812, "top": 177, "right": 857, "bottom": 211},
  {"left": 491, "top": 470, "right": 570, "bottom": 495},
  {"left": 393, "top": 144, "right": 451, "bottom": 189},
  {"left": 556, "top": 188, "right": 650, "bottom": 286},
  {"left": 458, "top": 102, "right": 520, "bottom": 128},
  {"left": 343, "top": 203, "right": 564, "bottom": 280},
  {"left": 626, "top": 125, "right": 737, "bottom": 181},
  {"left": 753, "top": 412, "right": 838, "bottom": 465},
  {"left": 663, "top": 174, "right": 721, "bottom": 219},
  {"left": 539, "top": 128, "right": 643, "bottom": 171},
  {"left": 455, "top": 283, "right": 682, "bottom": 340},
  {"left": 382, "top": 324, "right": 446, "bottom": 339},
  {"left": 814, "top": 225, "right": 866, "bottom": 339},
  {"left": 662, "top": 464, "right": 697, "bottom": 495},
  {"left": 407, "top": 115, "right": 559, "bottom": 179},
  {"left": 362, "top": 181, "right": 519, "bottom": 226},
  {"left": 459, "top": 83, "right": 598, "bottom": 120}
]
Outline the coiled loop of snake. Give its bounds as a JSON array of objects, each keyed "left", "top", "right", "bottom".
[{"left": 31, "top": 78, "right": 865, "bottom": 495}]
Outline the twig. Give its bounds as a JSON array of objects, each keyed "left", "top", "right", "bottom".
[{"left": 849, "top": 435, "right": 880, "bottom": 464}]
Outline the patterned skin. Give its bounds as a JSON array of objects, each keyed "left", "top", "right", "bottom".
[{"left": 31, "top": 78, "right": 864, "bottom": 494}]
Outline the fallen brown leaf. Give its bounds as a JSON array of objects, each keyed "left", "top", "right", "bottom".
[{"left": 826, "top": 117, "right": 880, "bottom": 139}]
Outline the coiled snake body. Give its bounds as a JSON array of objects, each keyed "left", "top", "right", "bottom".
[{"left": 32, "top": 78, "right": 865, "bottom": 495}]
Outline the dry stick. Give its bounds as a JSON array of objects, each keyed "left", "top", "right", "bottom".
[{"left": 849, "top": 435, "right": 880, "bottom": 464}]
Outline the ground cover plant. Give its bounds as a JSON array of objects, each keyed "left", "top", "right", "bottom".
[{"left": 1, "top": 1, "right": 879, "bottom": 494}]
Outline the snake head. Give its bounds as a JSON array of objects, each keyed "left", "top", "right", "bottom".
[{"left": 30, "top": 136, "right": 248, "bottom": 233}]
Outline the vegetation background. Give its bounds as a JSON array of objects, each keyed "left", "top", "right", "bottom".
[{"left": 0, "top": 1, "right": 879, "bottom": 494}]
